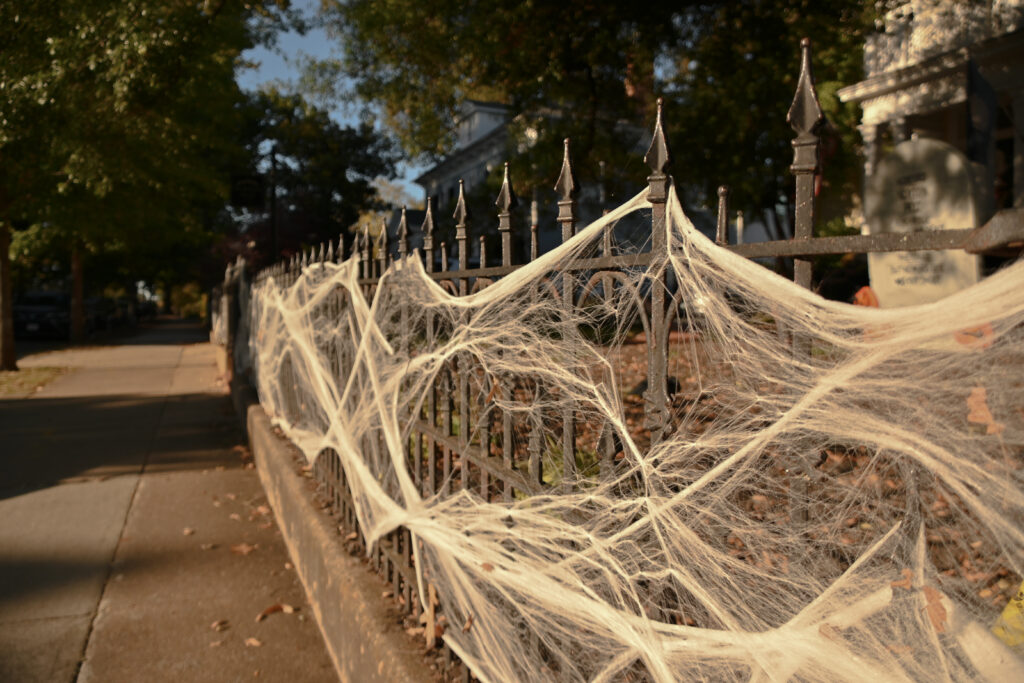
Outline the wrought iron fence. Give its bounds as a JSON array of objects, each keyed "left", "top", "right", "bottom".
[{"left": 232, "top": 39, "right": 1019, "bottom": 682}]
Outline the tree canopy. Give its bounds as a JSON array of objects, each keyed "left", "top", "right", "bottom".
[
  {"left": 229, "top": 91, "right": 399, "bottom": 267},
  {"left": 315, "top": 0, "right": 876, "bottom": 220},
  {"left": 0, "top": 0, "right": 299, "bottom": 367}
]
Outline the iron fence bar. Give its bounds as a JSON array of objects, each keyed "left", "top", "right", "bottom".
[
  {"left": 643, "top": 99, "right": 672, "bottom": 444},
  {"left": 788, "top": 38, "right": 824, "bottom": 290},
  {"left": 555, "top": 138, "right": 579, "bottom": 484}
]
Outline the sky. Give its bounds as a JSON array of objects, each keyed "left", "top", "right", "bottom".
[{"left": 235, "top": 0, "right": 427, "bottom": 200}]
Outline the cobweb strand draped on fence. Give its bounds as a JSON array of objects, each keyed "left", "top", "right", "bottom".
[{"left": 244, "top": 187, "right": 1024, "bottom": 682}]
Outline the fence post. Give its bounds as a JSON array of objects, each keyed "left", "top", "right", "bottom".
[
  {"left": 787, "top": 38, "right": 824, "bottom": 289},
  {"left": 497, "top": 162, "right": 517, "bottom": 267},
  {"left": 422, "top": 198, "right": 435, "bottom": 274},
  {"left": 716, "top": 186, "right": 730, "bottom": 245},
  {"left": 554, "top": 139, "right": 579, "bottom": 482},
  {"left": 643, "top": 99, "right": 672, "bottom": 444},
  {"left": 494, "top": 167, "right": 517, "bottom": 499},
  {"left": 454, "top": 180, "right": 470, "bottom": 295},
  {"left": 398, "top": 207, "right": 409, "bottom": 260}
]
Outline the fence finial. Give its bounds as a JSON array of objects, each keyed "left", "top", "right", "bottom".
[
  {"left": 496, "top": 162, "right": 517, "bottom": 267},
  {"left": 422, "top": 196, "right": 435, "bottom": 273},
  {"left": 336, "top": 235, "right": 344, "bottom": 263},
  {"left": 318, "top": 242, "right": 325, "bottom": 265},
  {"left": 398, "top": 206, "right": 409, "bottom": 258},
  {"left": 555, "top": 139, "right": 578, "bottom": 241},
  {"left": 454, "top": 179, "right": 470, "bottom": 274},
  {"left": 788, "top": 37, "right": 823, "bottom": 290},
  {"left": 378, "top": 217, "right": 389, "bottom": 269},
  {"left": 644, "top": 98, "right": 672, "bottom": 175},
  {"left": 787, "top": 38, "right": 824, "bottom": 144},
  {"left": 555, "top": 138, "right": 577, "bottom": 201},
  {"left": 327, "top": 238, "right": 334, "bottom": 263}
]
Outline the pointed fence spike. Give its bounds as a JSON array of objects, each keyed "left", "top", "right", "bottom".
[
  {"left": 496, "top": 162, "right": 517, "bottom": 267},
  {"left": 453, "top": 179, "right": 469, "bottom": 276},
  {"left": 336, "top": 235, "right": 344, "bottom": 262},
  {"left": 555, "top": 139, "right": 577, "bottom": 241},
  {"left": 787, "top": 37, "right": 824, "bottom": 138},
  {"left": 788, "top": 37, "right": 823, "bottom": 287},
  {"left": 422, "top": 197, "right": 435, "bottom": 273},
  {"left": 398, "top": 206, "right": 409, "bottom": 258},
  {"left": 319, "top": 242, "right": 325, "bottom": 265},
  {"left": 554, "top": 138, "right": 577, "bottom": 200},
  {"left": 453, "top": 179, "right": 469, "bottom": 225},
  {"left": 496, "top": 161, "right": 518, "bottom": 212},
  {"left": 644, "top": 98, "right": 672, "bottom": 174},
  {"left": 378, "top": 218, "right": 389, "bottom": 268},
  {"left": 327, "top": 238, "right": 334, "bottom": 263}
]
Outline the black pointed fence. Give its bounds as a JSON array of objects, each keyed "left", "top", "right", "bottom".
[{"left": 215, "top": 40, "right": 1019, "bottom": 682}]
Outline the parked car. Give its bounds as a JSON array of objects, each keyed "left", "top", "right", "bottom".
[{"left": 13, "top": 292, "right": 71, "bottom": 339}]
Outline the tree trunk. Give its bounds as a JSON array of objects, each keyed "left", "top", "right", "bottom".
[
  {"left": 0, "top": 219, "right": 17, "bottom": 371},
  {"left": 70, "top": 243, "right": 85, "bottom": 342}
]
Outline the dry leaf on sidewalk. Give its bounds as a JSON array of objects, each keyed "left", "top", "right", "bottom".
[
  {"left": 255, "top": 603, "right": 297, "bottom": 622},
  {"left": 183, "top": 527, "right": 195, "bottom": 536},
  {"left": 231, "top": 543, "right": 257, "bottom": 555},
  {"left": 211, "top": 619, "right": 230, "bottom": 632},
  {"left": 245, "top": 637, "right": 263, "bottom": 647}
]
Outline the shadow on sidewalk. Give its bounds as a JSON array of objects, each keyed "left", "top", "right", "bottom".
[{"left": 0, "top": 392, "right": 245, "bottom": 502}]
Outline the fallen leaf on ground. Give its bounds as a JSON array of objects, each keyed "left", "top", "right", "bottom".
[
  {"left": 255, "top": 603, "right": 298, "bottom": 622},
  {"left": 209, "top": 640, "right": 224, "bottom": 648},
  {"left": 923, "top": 586, "right": 947, "bottom": 633},
  {"left": 966, "top": 386, "right": 1005, "bottom": 434},
  {"left": 245, "top": 637, "right": 263, "bottom": 647},
  {"left": 891, "top": 568, "right": 914, "bottom": 590},
  {"left": 225, "top": 493, "right": 237, "bottom": 500},
  {"left": 230, "top": 513, "right": 243, "bottom": 521},
  {"left": 345, "top": 532, "right": 358, "bottom": 541},
  {"left": 253, "top": 504, "right": 271, "bottom": 516},
  {"left": 183, "top": 527, "right": 195, "bottom": 536},
  {"left": 199, "top": 543, "right": 218, "bottom": 551},
  {"left": 231, "top": 543, "right": 257, "bottom": 555},
  {"left": 211, "top": 619, "right": 230, "bottom": 632},
  {"left": 284, "top": 562, "right": 293, "bottom": 570}
]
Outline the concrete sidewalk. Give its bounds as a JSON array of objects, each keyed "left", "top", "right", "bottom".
[{"left": 0, "top": 320, "right": 336, "bottom": 682}]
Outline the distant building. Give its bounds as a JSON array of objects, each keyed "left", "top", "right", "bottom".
[
  {"left": 415, "top": 101, "right": 511, "bottom": 213},
  {"left": 838, "top": 0, "right": 1024, "bottom": 219}
]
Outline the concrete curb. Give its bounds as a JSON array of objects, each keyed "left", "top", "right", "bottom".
[{"left": 238, "top": 396, "right": 428, "bottom": 682}]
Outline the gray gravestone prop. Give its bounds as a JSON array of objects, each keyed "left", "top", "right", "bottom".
[{"left": 865, "top": 137, "right": 980, "bottom": 307}]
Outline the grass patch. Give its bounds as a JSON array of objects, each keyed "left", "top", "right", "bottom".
[{"left": 0, "top": 366, "right": 68, "bottom": 397}]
